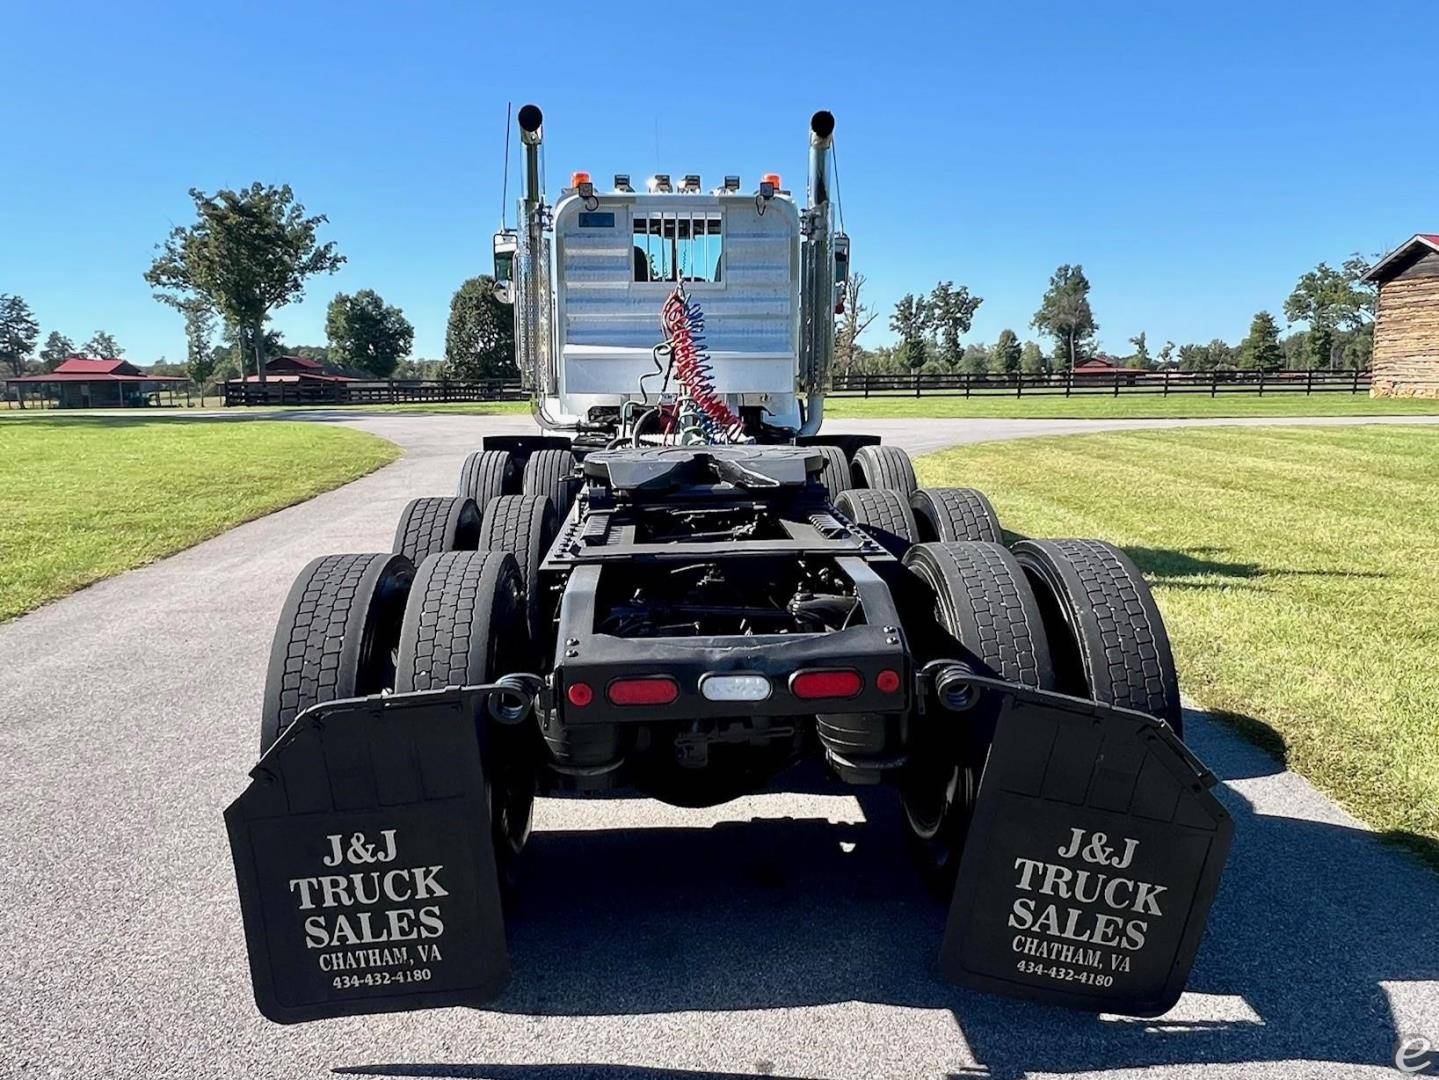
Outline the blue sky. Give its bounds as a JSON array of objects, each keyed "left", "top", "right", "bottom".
[{"left": 3, "top": 1, "right": 1436, "bottom": 363}]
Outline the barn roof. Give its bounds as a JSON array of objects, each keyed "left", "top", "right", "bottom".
[
  {"left": 5, "top": 356, "right": 186, "bottom": 383},
  {"left": 1364, "top": 234, "right": 1439, "bottom": 284},
  {"left": 56, "top": 357, "right": 139, "bottom": 375}
]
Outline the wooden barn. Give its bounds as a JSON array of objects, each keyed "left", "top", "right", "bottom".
[{"left": 1365, "top": 234, "right": 1439, "bottom": 398}]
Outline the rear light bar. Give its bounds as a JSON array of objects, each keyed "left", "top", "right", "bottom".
[
  {"left": 790, "top": 669, "right": 863, "bottom": 700},
  {"left": 607, "top": 676, "right": 680, "bottom": 707}
]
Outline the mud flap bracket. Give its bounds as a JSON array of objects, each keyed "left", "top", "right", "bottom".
[
  {"left": 226, "top": 686, "right": 521, "bottom": 1024},
  {"left": 936, "top": 671, "right": 1233, "bottom": 1016}
]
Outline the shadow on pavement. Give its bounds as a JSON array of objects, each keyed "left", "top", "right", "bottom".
[{"left": 341, "top": 715, "right": 1439, "bottom": 1079}]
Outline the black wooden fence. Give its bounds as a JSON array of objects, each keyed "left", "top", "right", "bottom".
[{"left": 219, "top": 368, "right": 1372, "bottom": 407}]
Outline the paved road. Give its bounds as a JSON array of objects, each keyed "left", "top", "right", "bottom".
[{"left": 3, "top": 413, "right": 1437, "bottom": 1080}]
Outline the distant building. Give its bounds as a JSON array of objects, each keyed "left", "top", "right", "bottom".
[
  {"left": 235, "top": 355, "right": 358, "bottom": 384},
  {"left": 4, "top": 357, "right": 187, "bottom": 408},
  {"left": 1365, "top": 234, "right": 1439, "bottom": 398},
  {"left": 1069, "top": 354, "right": 1126, "bottom": 376}
]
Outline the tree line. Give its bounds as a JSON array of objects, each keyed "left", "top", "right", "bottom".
[
  {"left": 0, "top": 182, "right": 519, "bottom": 398},
  {"left": 836, "top": 255, "right": 1377, "bottom": 378}
]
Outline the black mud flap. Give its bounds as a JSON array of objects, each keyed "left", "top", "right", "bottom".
[
  {"left": 225, "top": 688, "right": 510, "bottom": 1024},
  {"left": 940, "top": 676, "right": 1232, "bottom": 1016}
]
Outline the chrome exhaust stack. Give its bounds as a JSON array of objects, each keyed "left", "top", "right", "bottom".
[{"left": 798, "top": 110, "right": 836, "bottom": 435}]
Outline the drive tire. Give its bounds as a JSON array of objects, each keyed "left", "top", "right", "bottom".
[
  {"left": 458, "top": 449, "right": 517, "bottom": 507},
  {"left": 392, "top": 496, "right": 481, "bottom": 565},
  {"left": 478, "top": 494, "right": 557, "bottom": 644},
  {"left": 900, "top": 541, "right": 1055, "bottom": 892},
  {"left": 852, "top": 444, "right": 917, "bottom": 494},
  {"left": 1012, "top": 538, "right": 1183, "bottom": 737},
  {"left": 834, "top": 488, "right": 918, "bottom": 557},
  {"left": 910, "top": 487, "right": 1003, "bottom": 544},
  {"left": 813, "top": 445, "right": 853, "bottom": 498},
  {"left": 522, "top": 448, "right": 579, "bottom": 522},
  {"left": 395, "top": 550, "right": 535, "bottom": 876},
  {"left": 259, "top": 553, "right": 415, "bottom": 754}
]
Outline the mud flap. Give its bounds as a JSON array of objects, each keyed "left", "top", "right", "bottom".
[
  {"left": 940, "top": 676, "right": 1232, "bottom": 1016},
  {"left": 225, "top": 688, "right": 510, "bottom": 1024}
]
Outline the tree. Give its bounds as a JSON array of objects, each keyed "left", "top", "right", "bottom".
[
  {"left": 926, "top": 281, "right": 983, "bottom": 368},
  {"left": 326, "top": 289, "right": 414, "bottom": 378},
  {"left": 835, "top": 272, "right": 879, "bottom": 376},
  {"left": 1157, "top": 340, "right": 1176, "bottom": 369},
  {"left": 958, "top": 343, "right": 990, "bottom": 375},
  {"left": 1207, "top": 338, "right": 1237, "bottom": 369},
  {"left": 1284, "top": 255, "right": 1376, "bottom": 340},
  {"left": 1308, "top": 324, "right": 1335, "bottom": 369},
  {"left": 83, "top": 330, "right": 123, "bottom": 359},
  {"left": 1126, "top": 331, "right": 1151, "bottom": 369},
  {"left": 889, "top": 293, "right": 929, "bottom": 372},
  {"left": 182, "top": 301, "right": 219, "bottom": 390},
  {"left": 39, "top": 331, "right": 75, "bottom": 371},
  {"left": 991, "top": 329, "right": 1022, "bottom": 375},
  {"left": 1031, "top": 264, "right": 1098, "bottom": 370},
  {"left": 444, "top": 276, "right": 517, "bottom": 381},
  {"left": 1019, "top": 340, "right": 1047, "bottom": 374},
  {"left": 1178, "top": 342, "right": 1213, "bottom": 371},
  {"left": 145, "top": 183, "right": 344, "bottom": 384},
  {"left": 1237, "top": 311, "right": 1284, "bottom": 371},
  {"left": 0, "top": 294, "right": 40, "bottom": 377}
]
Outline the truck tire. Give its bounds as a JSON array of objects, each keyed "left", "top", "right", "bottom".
[
  {"left": 813, "top": 445, "right": 853, "bottom": 497},
  {"left": 1012, "top": 539, "right": 1183, "bottom": 737},
  {"left": 522, "top": 448, "right": 579, "bottom": 521},
  {"left": 395, "top": 550, "right": 534, "bottom": 870},
  {"left": 834, "top": 488, "right": 918, "bottom": 557},
  {"left": 478, "top": 494, "right": 557, "bottom": 643},
  {"left": 900, "top": 541, "right": 1055, "bottom": 889},
  {"left": 392, "top": 496, "right": 481, "bottom": 565},
  {"left": 458, "top": 449, "right": 517, "bottom": 508},
  {"left": 259, "top": 553, "right": 414, "bottom": 754},
  {"left": 910, "top": 487, "right": 1003, "bottom": 544},
  {"left": 852, "top": 444, "right": 917, "bottom": 495}
]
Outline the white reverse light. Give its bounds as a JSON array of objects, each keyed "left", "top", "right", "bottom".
[{"left": 700, "top": 673, "right": 772, "bottom": 702}]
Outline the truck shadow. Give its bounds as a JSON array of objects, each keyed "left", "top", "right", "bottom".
[{"left": 348, "top": 713, "right": 1438, "bottom": 1079}]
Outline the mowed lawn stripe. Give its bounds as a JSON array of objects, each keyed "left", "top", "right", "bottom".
[
  {"left": 0, "top": 417, "right": 400, "bottom": 621},
  {"left": 915, "top": 425, "right": 1439, "bottom": 862}
]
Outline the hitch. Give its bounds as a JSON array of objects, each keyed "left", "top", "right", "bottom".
[
  {"left": 930, "top": 669, "right": 1231, "bottom": 1016},
  {"left": 226, "top": 682, "right": 537, "bottom": 1024}
]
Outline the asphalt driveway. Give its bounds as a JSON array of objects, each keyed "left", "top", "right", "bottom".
[{"left": 1, "top": 413, "right": 1435, "bottom": 1079}]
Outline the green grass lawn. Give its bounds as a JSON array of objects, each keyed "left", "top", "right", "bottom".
[
  {"left": 0, "top": 417, "right": 400, "bottom": 621},
  {"left": 826, "top": 392, "right": 1439, "bottom": 420},
  {"left": 915, "top": 425, "right": 1439, "bottom": 864}
]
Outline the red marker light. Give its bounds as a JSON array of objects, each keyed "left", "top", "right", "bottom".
[
  {"left": 790, "top": 669, "right": 863, "bottom": 700},
  {"left": 566, "top": 682, "right": 594, "bottom": 707},
  {"left": 876, "top": 669, "right": 902, "bottom": 694},
  {"left": 607, "top": 676, "right": 680, "bottom": 706}
]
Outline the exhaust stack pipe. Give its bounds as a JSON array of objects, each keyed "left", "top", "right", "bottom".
[{"left": 799, "top": 110, "right": 836, "bottom": 436}]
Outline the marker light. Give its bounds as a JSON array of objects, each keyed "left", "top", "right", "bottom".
[
  {"left": 647, "top": 174, "right": 672, "bottom": 193},
  {"left": 762, "top": 172, "right": 782, "bottom": 189},
  {"left": 571, "top": 171, "right": 592, "bottom": 188},
  {"left": 681, "top": 174, "right": 701, "bottom": 192},
  {"left": 566, "top": 682, "right": 594, "bottom": 707},
  {"left": 700, "top": 673, "right": 772, "bottom": 702},
  {"left": 607, "top": 676, "right": 680, "bottom": 706},
  {"left": 723, "top": 175, "right": 741, "bottom": 192},
  {"left": 875, "top": 669, "right": 902, "bottom": 694},
  {"left": 790, "top": 669, "right": 863, "bottom": 700},
  {"left": 614, "top": 174, "right": 633, "bottom": 192}
]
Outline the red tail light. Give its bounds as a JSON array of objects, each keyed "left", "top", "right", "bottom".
[
  {"left": 790, "top": 669, "right": 863, "bottom": 700},
  {"left": 566, "top": 682, "right": 594, "bottom": 707},
  {"left": 875, "top": 669, "right": 902, "bottom": 694},
  {"left": 607, "top": 676, "right": 680, "bottom": 706}
]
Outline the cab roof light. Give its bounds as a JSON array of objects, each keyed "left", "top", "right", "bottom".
[
  {"left": 570, "top": 171, "right": 594, "bottom": 198},
  {"left": 607, "top": 676, "right": 680, "bottom": 706},
  {"left": 723, "top": 175, "right": 741, "bottom": 192},
  {"left": 614, "top": 174, "right": 633, "bottom": 192},
  {"left": 647, "top": 174, "right": 672, "bottom": 193},
  {"left": 681, "top": 174, "right": 701, "bottom": 193},
  {"left": 759, "top": 172, "right": 782, "bottom": 198}
]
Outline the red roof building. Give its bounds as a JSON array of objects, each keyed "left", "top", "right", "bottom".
[
  {"left": 5, "top": 357, "right": 188, "bottom": 408},
  {"left": 235, "top": 355, "right": 358, "bottom": 384}
]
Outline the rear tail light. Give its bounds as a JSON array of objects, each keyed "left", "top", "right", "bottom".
[
  {"left": 790, "top": 669, "right": 863, "bottom": 700},
  {"left": 566, "top": 682, "right": 594, "bottom": 707},
  {"left": 700, "top": 673, "right": 771, "bottom": 702},
  {"left": 607, "top": 676, "right": 680, "bottom": 706},
  {"left": 875, "top": 669, "right": 902, "bottom": 694}
]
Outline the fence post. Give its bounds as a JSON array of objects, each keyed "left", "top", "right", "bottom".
[
  {"left": 1016, "top": 372, "right": 1023, "bottom": 398},
  {"left": 1163, "top": 369, "right": 1170, "bottom": 396},
  {"left": 915, "top": 371, "right": 921, "bottom": 399},
  {"left": 1211, "top": 370, "right": 1218, "bottom": 398},
  {"left": 1353, "top": 368, "right": 1360, "bottom": 394},
  {"left": 1065, "top": 368, "right": 1072, "bottom": 397},
  {"left": 864, "top": 373, "right": 870, "bottom": 399},
  {"left": 1306, "top": 368, "right": 1313, "bottom": 395},
  {"left": 1258, "top": 369, "right": 1265, "bottom": 397},
  {"left": 965, "top": 373, "right": 972, "bottom": 399}
]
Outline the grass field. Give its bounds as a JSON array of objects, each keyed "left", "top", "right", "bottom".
[
  {"left": 916, "top": 425, "right": 1439, "bottom": 863},
  {"left": 0, "top": 417, "right": 400, "bottom": 621},
  {"left": 825, "top": 393, "right": 1439, "bottom": 420}
]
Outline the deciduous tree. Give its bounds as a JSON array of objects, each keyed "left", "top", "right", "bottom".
[
  {"left": 1019, "top": 340, "right": 1047, "bottom": 374},
  {"left": 1126, "top": 331, "right": 1151, "bottom": 369},
  {"left": 835, "top": 272, "right": 879, "bottom": 376},
  {"left": 889, "top": 293, "right": 929, "bottom": 372},
  {"left": 182, "top": 301, "right": 218, "bottom": 390},
  {"left": 926, "top": 281, "right": 982, "bottom": 368},
  {"left": 991, "top": 329, "right": 1022, "bottom": 375},
  {"left": 145, "top": 183, "right": 344, "bottom": 384},
  {"left": 444, "top": 276, "right": 517, "bottom": 381},
  {"left": 83, "top": 330, "right": 123, "bottom": 359},
  {"left": 326, "top": 289, "right": 414, "bottom": 378},
  {"left": 1032, "top": 264, "right": 1098, "bottom": 370}
]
